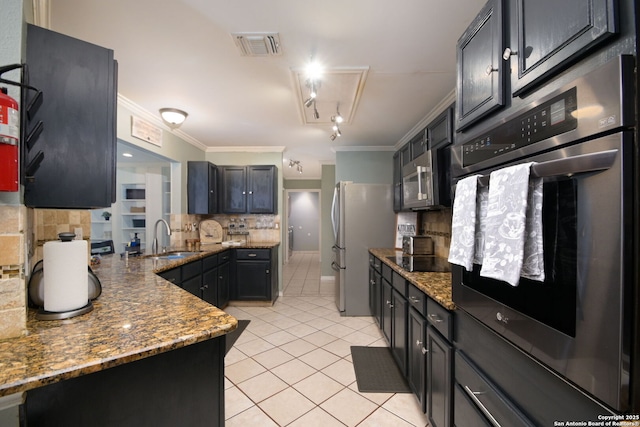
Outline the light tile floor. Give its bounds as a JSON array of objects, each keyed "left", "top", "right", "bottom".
[{"left": 224, "top": 252, "right": 429, "bottom": 426}]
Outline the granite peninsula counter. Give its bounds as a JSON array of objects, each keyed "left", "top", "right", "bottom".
[{"left": 0, "top": 242, "right": 279, "bottom": 426}]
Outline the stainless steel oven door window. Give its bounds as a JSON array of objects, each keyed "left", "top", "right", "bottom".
[{"left": 452, "top": 132, "right": 633, "bottom": 411}]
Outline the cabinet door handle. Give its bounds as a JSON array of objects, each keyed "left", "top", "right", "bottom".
[
  {"left": 421, "top": 347, "right": 428, "bottom": 355},
  {"left": 416, "top": 339, "right": 423, "bottom": 347},
  {"left": 502, "top": 47, "right": 517, "bottom": 61},
  {"left": 485, "top": 64, "right": 498, "bottom": 75},
  {"left": 428, "top": 313, "right": 444, "bottom": 323},
  {"left": 242, "top": 191, "right": 246, "bottom": 195},
  {"left": 409, "top": 296, "right": 420, "bottom": 304},
  {"left": 219, "top": 276, "right": 223, "bottom": 280},
  {"left": 463, "top": 385, "right": 501, "bottom": 427},
  {"left": 248, "top": 191, "right": 253, "bottom": 195},
  {"left": 266, "top": 269, "right": 270, "bottom": 274},
  {"left": 248, "top": 253, "right": 257, "bottom": 257}
]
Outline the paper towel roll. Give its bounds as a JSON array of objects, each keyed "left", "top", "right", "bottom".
[{"left": 43, "top": 239, "right": 88, "bottom": 312}]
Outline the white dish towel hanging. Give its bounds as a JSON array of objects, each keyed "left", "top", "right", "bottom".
[
  {"left": 448, "top": 174, "right": 481, "bottom": 271},
  {"left": 479, "top": 162, "right": 544, "bottom": 286}
]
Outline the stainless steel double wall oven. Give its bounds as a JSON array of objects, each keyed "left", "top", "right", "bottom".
[{"left": 451, "top": 56, "right": 637, "bottom": 412}]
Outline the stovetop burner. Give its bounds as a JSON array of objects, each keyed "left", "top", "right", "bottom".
[{"left": 386, "top": 255, "right": 451, "bottom": 273}]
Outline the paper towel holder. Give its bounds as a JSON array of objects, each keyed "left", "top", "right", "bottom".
[
  {"left": 36, "top": 302, "right": 93, "bottom": 320},
  {"left": 36, "top": 232, "right": 94, "bottom": 321}
]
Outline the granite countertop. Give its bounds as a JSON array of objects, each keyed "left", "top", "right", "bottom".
[
  {"left": 369, "top": 248, "right": 454, "bottom": 310},
  {"left": 0, "top": 242, "right": 278, "bottom": 398}
]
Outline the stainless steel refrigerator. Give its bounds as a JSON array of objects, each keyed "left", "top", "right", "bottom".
[{"left": 331, "top": 181, "right": 395, "bottom": 316}]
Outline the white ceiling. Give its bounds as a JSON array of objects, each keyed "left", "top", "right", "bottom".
[{"left": 47, "top": 0, "right": 486, "bottom": 179}]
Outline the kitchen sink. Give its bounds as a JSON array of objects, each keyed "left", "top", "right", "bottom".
[{"left": 146, "top": 251, "right": 202, "bottom": 260}]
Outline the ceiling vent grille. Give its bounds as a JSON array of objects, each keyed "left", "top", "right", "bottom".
[{"left": 232, "top": 32, "right": 281, "bottom": 56}]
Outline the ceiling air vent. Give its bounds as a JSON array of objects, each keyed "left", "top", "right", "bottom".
[{"left": 231, "top": 32, "right": 281, "bottom": 56}]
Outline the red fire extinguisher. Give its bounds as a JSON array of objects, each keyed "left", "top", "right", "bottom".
[{"left": 0, "top": 86, "right": 19, "bottom": 192}]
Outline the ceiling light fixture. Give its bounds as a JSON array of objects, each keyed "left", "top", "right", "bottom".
[
  {"left": 304, "top": 79, "right": 320, "bottom": 111},
  {"left": 288, "top": 159, "right": 303, "bottom": 174},
  {"left": 159, "top": 108, "right": 188, "bottom": 129},
  {"left": 313, "top": 101, "right": 320, "bottom": 120},
  {"left": 329, "top": 104, "right": 343, "bottom": 140}
]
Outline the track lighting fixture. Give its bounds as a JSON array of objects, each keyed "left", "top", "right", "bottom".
[
  {"left": 313, "top": 101, "right": 320, "bottom": 120},
  {"left": 304, "top": 79, "right": 320, "bottom": 113},
  {"left": 288, "top": 159, "right": 303, "bottom": 174},
  {"left": 329, "top": 104, "right": 343, "bottom": 140}
]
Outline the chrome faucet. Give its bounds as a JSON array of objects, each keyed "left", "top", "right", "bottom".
[{"left": 152, "top": 219, "right": 172, "bottom": 254}]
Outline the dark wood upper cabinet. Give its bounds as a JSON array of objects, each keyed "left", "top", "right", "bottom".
[
  {"left": 508, "top": 0, "right": 618, "bottom": 96},
  {"left": 247, "top": 165, "right": 277, "bottom": 214},
  {"left": 220, "top": 165, "right": 277, "bottom": 214},
  {"left": 220, "top": 166, "right": 247, "bottom": 214},
  {"left": 455, "top": 0, "right": 505, "bottom": 132},
  {"left": 187, "top": 161, "right": 218, "bottom": 214},
  {"left": 24, "top": 24, "right": 117, "bottom": 208}
]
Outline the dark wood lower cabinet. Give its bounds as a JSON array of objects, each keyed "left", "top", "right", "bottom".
[
  {"left": 373, "top": 255, "right": 453, "bottom": 426},
  {"left": 391, "top": 288, "right": 408, "bottom": 376},
  {"left": 232, "top": 248, "right": 278, "bottom": 302},
  {"left": 217, "top": 258, "right": 230, "bottom": 308},
  {"left": 368, "top": 266, "right": 381, "bottom": 326},
  {"left": 381, "top": 279, "right": 393, "bottom": 344},
  {"left": 235, "top": 260, "right": 271, "bottom": 299},
  {"left": 408, "top": 307, "right": 427, "bottom": 411},
  {"left": 24, "top": 337, "right": 225, "bottom": 427},
  {"left": 427, "top": 327, "right": 453, "bottom": 427}
]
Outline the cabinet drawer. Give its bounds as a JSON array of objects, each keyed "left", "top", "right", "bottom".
[
  {"left": 455, "top": 351, "right": 533, "bottom": 427},
  {"left": 407, "top": 284, "right": 426, "bottom": 317},
  {"left": 392, "top": 271, "right": 407, "bottom": 296},
  {"left": 370, "top": 255, "right": 382, "bottom": 272},
  {"left": 182, "top": 259, "right": 202, "bottom": 281},
  {"left": 218, "top": 250, "right": 231, "bottom": 263},
  {"left": 382, "top": 262, "right": 392, "bottom": 283},
  {"left": 236, "top": 249, "right": 270, "bottom": 260},
  {"left": 426, "top": 298, "right": 452, "bottom": 341},
  {"left": 203, "top": 254, "right": 218, "bottom": 271},
  {"left": 158, "top": 267, "right": 180, "bottom": 285}
]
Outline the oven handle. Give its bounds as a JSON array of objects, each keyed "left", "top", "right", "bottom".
[
  {"left": 476, "top": 149, "right": 618, "bottom": 187},
  {"left": 463, "top": 385, "right": 502, "bottom": 427}
]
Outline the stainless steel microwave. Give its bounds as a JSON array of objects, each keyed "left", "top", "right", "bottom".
[{"left": 402, "top": 151, "right": 433, "bottom": 209}]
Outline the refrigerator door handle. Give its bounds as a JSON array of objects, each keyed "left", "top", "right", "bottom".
[
  {"left": 331, "top": 261, "right": 345, "bottom": 271},
  {"left": 331, "top": 186, "right": 339, "bottom": 243}
]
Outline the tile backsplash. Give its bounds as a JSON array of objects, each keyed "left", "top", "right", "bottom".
[
  {"left": 0, "top": 205, "right": 27, "bottom": 340},
  {"left": 170, "top": 214, "right": 281, "bottom": 248}
]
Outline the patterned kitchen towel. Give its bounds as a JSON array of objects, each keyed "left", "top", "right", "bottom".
[
  {"left": 448, "top": 175, "right": 481, "bottom": 271},
  {"left": 479, "top": 163, "right": 544, "bottom": 286},
  {"left": 472, "top": 185, "right": 490, "bottom": 265}
]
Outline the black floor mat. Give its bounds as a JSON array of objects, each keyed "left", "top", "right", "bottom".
[
  {"left": 225, "top": 320, "right": 250, "bottom": 355},
  {"left": 351, "top": 346, "right": 411, "bottom": 393}
]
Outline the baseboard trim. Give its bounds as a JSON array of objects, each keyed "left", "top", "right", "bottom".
[{"left": 321, "top": 276, "right": 335, "bottom": 282}]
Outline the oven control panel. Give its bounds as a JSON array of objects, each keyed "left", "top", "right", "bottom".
[{"left": 462, "top": 87, "right": 577, "bottom": 167}]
